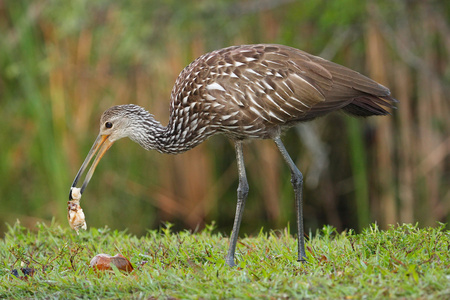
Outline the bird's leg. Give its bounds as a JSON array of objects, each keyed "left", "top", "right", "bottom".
[
  {"left": 274, "top": 137, "right": 307, "bottom": 263},
  {"left": 225, "top": 140, "right": 249, "bottom": 267}
]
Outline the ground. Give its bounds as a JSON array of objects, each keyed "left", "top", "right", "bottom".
[{"left": 1, "top": 222, "right": 449, "bottom": 299}]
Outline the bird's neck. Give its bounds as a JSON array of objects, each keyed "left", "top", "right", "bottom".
[{"left": 129, "top": 111, "right": 209, "bottom": 154}]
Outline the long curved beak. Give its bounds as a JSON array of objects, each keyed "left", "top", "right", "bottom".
[{"left": 69, "top": 134, "right": 114, "bottom": 200}]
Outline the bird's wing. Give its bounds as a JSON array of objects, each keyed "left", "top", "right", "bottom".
[
  {"left": 171, "top": 44, "right": 395, "bottom": 132},
  {"left": 197, "top": 45, "right": 333, "bottom": 127},
  {"left": 300, "top": 50, "right": 395, "bottom": 116}
]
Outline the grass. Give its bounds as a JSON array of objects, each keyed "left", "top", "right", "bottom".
[{"left": 1, "top": 222, "right": 449, "bottom": 299}]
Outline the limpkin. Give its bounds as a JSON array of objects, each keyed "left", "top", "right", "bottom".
[{"left": 69, "top": 44, "right": 396, "bottom": 267}]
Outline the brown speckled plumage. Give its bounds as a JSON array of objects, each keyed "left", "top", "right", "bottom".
[{"left": 71, "top": 44, "right": 397, "bottom": 267}]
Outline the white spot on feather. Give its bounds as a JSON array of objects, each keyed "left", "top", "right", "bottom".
[
  {"left": 262, "top": 81, "right": 274, "bottom": 90},
  {"left": 266, "top": 60, "right": 284, "bottom": 67},
  {"left": 245, "top": 128, "right": 262, "bottom": 134},
  {"left": 256, "top": 82, "right": 265, "bottom": 91},
  {"left": 205, "top": 94, "right": 216, "bottom": 101},
  {"left": 249, "top": 106, "right": 269, "bottom": 121},
  {"left": 268, "top": 111, "right": 284, "bottom": 122},
  {"left": 246, "top": 69, "right": 261, "bottom": 76},
  {"left": 290, "top": 96, "right": 309, "bottom": 108},
  {"left": 212, "top": 102, "right": 224, "bottom": 108},
  {"left": 206, "top": 82, "right": 226, "bottom": 92},
  {"left": 291, "top": 73, "right": 321, "bottom": 95},
  {"left": 190, "top": 119, "right": 199, "bottom": 131},
  {"left": 266, "top": 94, "right": 292, "bottom": 116},
  {"left": 283, "top": 81, "right": 294, "bottom": 94},
  {"left": 249, "top": 106, "right": 262, "bottom": 117},
  {"left": 266, "top": 95, "right": 279, "bottom": 107},
  {"left": 221, "top": 114, "right": 232, "bottom": 121},
  {"left": 197, "top": 127, "right": 206, "bottom": 134},
  {"left": 284, "top": 100, "right": 304, "bottom": 112},
  {"left": 247, "top": 92, "right": 263, "bottom": 109}
]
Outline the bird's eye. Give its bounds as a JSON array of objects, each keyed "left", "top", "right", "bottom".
[{"left": 105, "top": 122, "right": 113, "bottom": 129}]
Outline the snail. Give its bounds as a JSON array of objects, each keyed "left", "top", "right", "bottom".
[{"left": 67, "top": 187, "right": 87, "bottom": 233}]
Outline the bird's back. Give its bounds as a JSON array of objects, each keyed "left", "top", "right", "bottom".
[{"left": 168, "top": 44, "right": 396, "bottom": 141}]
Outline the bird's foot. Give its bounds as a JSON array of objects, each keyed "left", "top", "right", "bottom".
[
  {"left": 297, "top": 258, "right": 307, "bottom": 264},
  {"left": 225, "top": 256, "right": 237, "bottom": 267}
]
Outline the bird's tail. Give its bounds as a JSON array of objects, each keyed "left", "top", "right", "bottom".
[{"left": 343, "top": 94, "right": 398, "bottom": 117}]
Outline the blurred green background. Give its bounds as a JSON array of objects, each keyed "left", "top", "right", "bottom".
[{"left": 1, "top": 0, "right": 449, "bottom": 237}]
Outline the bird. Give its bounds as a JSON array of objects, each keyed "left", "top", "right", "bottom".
[{"left": 69, "top": 44, "right": 397, "bottom": 267}]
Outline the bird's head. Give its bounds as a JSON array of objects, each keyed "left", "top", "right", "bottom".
[
  {"left": 98, "top": 105, "right": 139, "bottom": 142},
  {"left": 69, "top": 104, "right": 148, "bottom": 200}
]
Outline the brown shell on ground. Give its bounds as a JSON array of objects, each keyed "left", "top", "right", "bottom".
[{"left": 89, "top": 254, "right": 134, "bottom": 272}]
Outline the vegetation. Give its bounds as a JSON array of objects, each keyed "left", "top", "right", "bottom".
[{"left": 1, "top": 222, "right": 449, "bottom": 298}]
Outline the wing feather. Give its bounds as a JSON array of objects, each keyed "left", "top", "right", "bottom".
[{"left": 170, "top": 44, "right": 397, "bottom": 137}]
